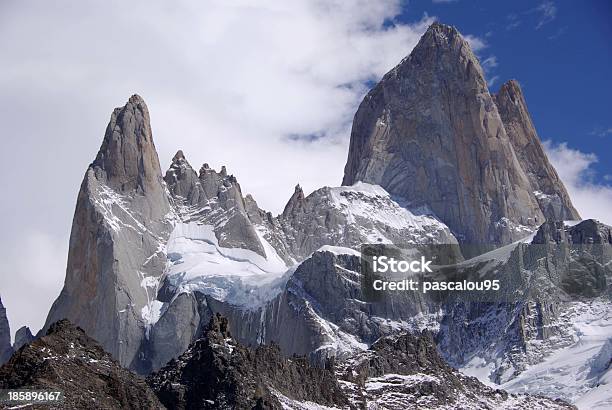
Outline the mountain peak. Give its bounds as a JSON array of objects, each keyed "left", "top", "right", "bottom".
[
  {"left": 391, "top": 21, "right": 484, "bottom": 88},
  {"left": 282, "top": 183, "right": 305, "bottom": 217},
  {"left": 92, "top": 95, "right": 164, "bottom": 195},
  {"left": 172, "top": 149, "right": 186, "bottom": 162},
  {"left": 494, "top": 79, "right": 580, "bottom": 220},
  {"left": 1, "top": 319, "right": 163, "bottom": 408},
  {"left": 414, "top": 21, "right": 473, "bottom": 55},
  {"left": 343, "top": 21, "right": 546, "bottom": 246},
  {"left": 423, "top": 21, "right": 461, "bottom": 40},
  {"left": 128, "top": 93, "right": 146, "bottom": 104}
]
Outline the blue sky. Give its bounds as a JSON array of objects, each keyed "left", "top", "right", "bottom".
[{"left": 400, "top": 0, "right": 612, "bottom": 183}]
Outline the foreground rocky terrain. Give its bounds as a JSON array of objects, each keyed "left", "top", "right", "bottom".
[
  {"left": 0, "top": 21, "right": 604, "bottom": 408},
  {"left": 148, "top": 314, "right": 576, "bottom": 409},
  {"left": 0, "top": 320, "right": 162, "bottom": 409},
  {"left": 0, "top": 317, "right": 575, "bottom": 409},
  {"left": 148, "top": 314, "right": 347, "bottom": 409}
]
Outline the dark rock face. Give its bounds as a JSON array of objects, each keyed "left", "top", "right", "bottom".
[
  {"left": 342, "top": 22, "right": 576, "bottom": 246},
  {"left": 148, "top": 314, "right": 347, "bottom": 409},
  {"left": 0, "top": 320, "right": 163, "bottom": 409},
  {"left": 147, "top": 315, "right": 573, "bottom": 409},
  {"left": 0, "top": 297, "right": 13, "bottom": 365},
  {"left": 494, "top": 80, "right": 579, "bottom": 221},
  {"left": 42, "top": 95, "right": 174, "bottom": 371},
  {"left": 13, "top": 326, "right": 34, "bottom": 351}
]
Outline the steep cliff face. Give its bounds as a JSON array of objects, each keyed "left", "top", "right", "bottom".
[
  {"left": 42, "top": 95, "right": 174, "bottom": 371},
  {"left": 0, "top": 297, "right": 12, "bottom": 365},
  {"left": 494, "top": 80, "right": 580, "bottom": 221},
  {"left": 13, "top": 326, "right": 34, "bottom": 351},
  {"left": 342, "top": 23, "right": 575, "bottom": 246}
]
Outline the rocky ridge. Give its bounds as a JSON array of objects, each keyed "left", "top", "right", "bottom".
[
  {"left": 0, "top": 319, "right": 163, "bottom": 409},
  {"left": 148, "top": 314, "right": 574, "bottom": 409},
  {"left": 148, "top": 313, "right": 347, "bottom": 409},
  {"left": 494, "top": 80, "right": 579, "bottom": 222},
  {"left": 13, "top": 326, "right": 34, "bottom": 351}
]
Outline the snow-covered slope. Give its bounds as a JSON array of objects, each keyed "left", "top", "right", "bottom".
[
  {"left": 159, "top": 181, "right": 458, "bottom": 312},
  {"left": 163, "top": 221, "right": 290, "bottom": 307},
  {"left": 500, "top": 299, "right": 612, "bottom": 409},
  {"left": 276, "top": 182, "right": 458, "bottom": 262}
]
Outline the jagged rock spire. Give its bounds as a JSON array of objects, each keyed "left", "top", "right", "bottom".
[
  {"left": 494, "top": 80, "right": 580, "bottom": 220},
  {"left": 172, "top": 149, "right": 186, "bottom": 162},
  {"left": 0, "top": 297, "right": 12, "bottom": 365},
  {"left": 282, "top": 184, "right": 305, "bottom": 217},
  {"left": 342, "top": 22, "right": 558, "bottom": 246},
  {"left": 93, "top": 94, "right": 166, "bottom": 196},
  {"left": 13, "top": 326, "right": 34, "bottom": 351},
  {"left": 43, "top": 95, "right": 173, "bottom": 372}
]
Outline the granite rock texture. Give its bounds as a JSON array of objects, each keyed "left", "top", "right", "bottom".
[
  {"left": 41, "top": 95, "right": 174, "bottom": 372},
  {"left": 342, "top": 23, "right": 577, "bottom": 246}
]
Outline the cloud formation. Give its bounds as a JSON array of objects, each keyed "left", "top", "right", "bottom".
[
  {"left": 590, "top": 126, "right": 612, "bottom": 137},
  {"left": 535, "top": 1, "right": 557, "bottom": 29},
  {"left": 543, "top": 141, "right": 612, "bottom": 226},
  {"left": 0, "top": 1, "right": 442, "bottom": 334}
]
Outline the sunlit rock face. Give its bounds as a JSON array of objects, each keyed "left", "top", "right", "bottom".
[{"left": 342, "top": 23, "right": 577, "bottom": 246}]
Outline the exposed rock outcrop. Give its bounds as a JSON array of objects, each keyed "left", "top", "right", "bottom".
[
  {"left": 276, "top": 183, "right": 458, "bottom": 261},
  {"left": 338, "top": 331, "right": 575, "bottom": 409},
  {"left": 41, "top": 95, "right": 174, "bottom": 372},
  {"left": 0, "top": 320, "right": 163, "bottom": 409},
  {"left": 143, "top": 181, "right": 459, "bottom": 372},
  {"left": 342, "top": 22, "right": 576, "bottom": 246},
  {"left": 0, "top": 297, "right": 12, "bottom": 365},
  {"left": 148, "top": 314, "right": 574, "bottom": 409},
  {"left": 148, "top": 314, "right": 347, "bottom": 409},
  {"left": 494, "top": 80, "right": 580, "bottom": 221},
  {"left": 13, "top": 326, "right": 34, "bottom": 351},
  {"left": 164, "top": 151, "right": 267, "bottom": 257}
]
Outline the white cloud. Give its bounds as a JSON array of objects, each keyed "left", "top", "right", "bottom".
[
  {"left": 0, "top": 1, "right": 441, "bottom": 333},
  {"left": 590, "top": 126, "right": 612, "bottom": 137},
  {"left": 535, "top": 1, "right": 557, "bottom": 29},
  {"left": 482, "top": 56, "right": 498, "bottom": 70},
  {"left": 506, "top": 13, "right": 522, "bottom": 31},
  {"left": 464, "top": 35, "right": 487, "bottom": 52},
  {"left": 543, "top": 141, "right": 612, "bottom": 226},
  {"left": 487, "top": 75, "right": 500, "bottom": 87}
]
